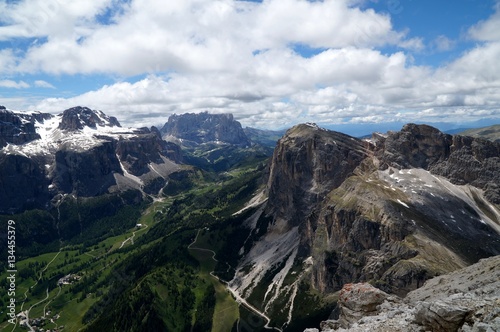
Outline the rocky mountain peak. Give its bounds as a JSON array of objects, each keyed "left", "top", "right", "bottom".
[
  {"left": 160, "top": 111, "right": 251, "bottom": 146},
  {"left": 58, "top": 106, "right": 121, "bottom": 131},
  {"left": 379, "top": 123, "right": 453, "bottom": 169},
  {"left": 378, "top": 123, "right": 500, "bottom": 203},
  {"left": 231, "top": 122, "right": 500, "bottom": 326},
  {"left": 266, "top": 124, "right": 372, "bottom": 225},
  {"left": 0, "top": 106, "right": 183, "bottom": 213}
]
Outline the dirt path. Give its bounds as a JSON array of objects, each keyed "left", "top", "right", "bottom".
[{"left": 188, "top": 229, "right": 282, "bottom": 332}]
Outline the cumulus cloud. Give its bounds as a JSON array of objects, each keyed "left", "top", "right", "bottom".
[
  {"left": 0, "top": 80, "right": 30, "bottom": 89},
  {"left": 468, "top": 2, "right": 500, "bottom": 42},
  {"left": 2, "top": 0, "right": 419, "bottom": 76},
  {"left": 0, "top": 0, "right": 498, "bottom": 128}
]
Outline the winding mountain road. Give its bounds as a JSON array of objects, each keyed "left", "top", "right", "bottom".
[
  {"left": 119, "top": 223, "right": 149, "bottom": 249},
  {"left": 188, "top": 229, "right": 282, "bottom": 332}
]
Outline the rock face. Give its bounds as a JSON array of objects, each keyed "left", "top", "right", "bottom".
[
  {"left": 58, "top": 106, "right": 121, "bottom": 130},
  {"left": 53, "top": 141, "right": 122, "bottom": 196},
  {"left": 0, "top": 106, "right": 182, "bottom": 213},
  {"left": 315, "top": 255, "right": 500, "bottom": 332},
  {"left": 161, "top": 112, "right": 251, "bottom": 146},
  {"left": 0, "top": 153, "right": 50, "bottom": 213},
  {"left": 378, "top": 123, "right": 500, "bottom": 203},
  {"left": 0, "top": 107, "right": 52, "bottom": 148},
  {"left": 266, "top": 123, "right": 371, "bottom": 227},
  {"left": 230, "top": 123, "right": 500, "bottom": 327},
  {"left": 335, "top": 283, "right": 391, "bottom": 328},
  {"left": 116, "top": 131, "right": 181, "bottom": 176}
]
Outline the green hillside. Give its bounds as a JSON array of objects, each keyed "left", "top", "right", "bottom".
[{"left": 460, "top": 124, "right": 500, "bottom": 142}]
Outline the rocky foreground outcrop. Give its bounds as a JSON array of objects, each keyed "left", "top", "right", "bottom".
[{"left": 310, "top": 255, "right": 500, "bottom": 332}]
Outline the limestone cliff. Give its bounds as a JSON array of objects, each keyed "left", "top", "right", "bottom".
[
  {"left": 0, "top": 107, "right": 51, "bottom": 148},
  {"left": 230, "top": 123, "right": 500, "bottom": 329},
  {"left": 161, "top": 111, "right": 251, "bottom": 146}
]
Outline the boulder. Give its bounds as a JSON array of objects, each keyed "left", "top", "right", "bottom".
[
  {"left": 336, "top": 283, "right": 391, "bottom": 327},
  {"left": 414, "top": 300, "right": 469, "bottom": 332}
]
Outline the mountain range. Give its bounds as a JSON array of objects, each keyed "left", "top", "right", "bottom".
[{"left": 0, "top": 106, "right": 499, "bottom": 331}]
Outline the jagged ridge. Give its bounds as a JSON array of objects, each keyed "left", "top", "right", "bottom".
[{"left": 0, "top": 106, "right": 182, "bottom": 213}]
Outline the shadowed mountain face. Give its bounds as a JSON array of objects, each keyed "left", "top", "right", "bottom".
[
  {"left": 229, "top": 123, "right": 500, "bottom": 327},
  {"left": 0, "top": 106, "right": 182, "bottom": 213},
  {"left": 0, "top": 107, "right": 51, "bottom": 148}
]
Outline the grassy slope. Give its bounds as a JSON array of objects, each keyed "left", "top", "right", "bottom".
[
  {"left": 0, "top": 203, "right": 156, "bottom": 331},
  {"left": 189, "top": 230, "right": 239, "bottom": 332},
  {"left": 459, "top": 124, "right": 500, "bottom": 142},
  {"left": 1, "top": 157, "right": 268, "bottom": 331}
]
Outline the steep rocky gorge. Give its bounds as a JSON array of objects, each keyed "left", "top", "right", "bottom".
[{"left": 230, "top": 123, "right": 500, "bottom": 328}]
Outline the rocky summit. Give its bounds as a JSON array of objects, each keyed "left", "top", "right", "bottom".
[
  {"left": 229, "top": 122, "right": 500, "bottom": 328},
  {"left": 160, "top": 111, "right": 251, "bottom": 146},
  {"left": 58, "top": 106, "right": 121, "bottom": 130}
]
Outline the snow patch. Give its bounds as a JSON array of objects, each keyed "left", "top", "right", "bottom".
[
  {"left": 397, "top": 199, "right": 410, "bottom": 208},
  {"left": 2, "top": 113, "right": 138, "bottom": 156}
]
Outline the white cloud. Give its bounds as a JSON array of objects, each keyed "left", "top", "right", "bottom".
[
  {"left": 0, "top": 0, "right": 113, "bottom": 40},
  {"left": 34, "top": 80, "right": 55, "bottom": 88},
  {"left": 0, "top": 49, "right": 17, "bottom": 72},
  {"left": 0, "top": 80, "right": 30, "bottom": 89},
  {"left": 2, "top": 0, "right": 419, "bottom": 76},
  {"left": 468, "top": 2, "right": 500, "bottom": 42},
  {"left": 432, "top": 35, "right": 456, "bottom": 52},
  {"left": 0, "top": 0, "right": 498, "bottom": 129}
]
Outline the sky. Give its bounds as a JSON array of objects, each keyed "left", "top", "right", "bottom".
[{"left": 1, "top": 0, "right": 500, "bottom": 132}]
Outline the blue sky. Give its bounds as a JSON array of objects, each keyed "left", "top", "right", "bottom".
[{"left": 1, "top": 0, "right": 500, "bottom": 131}]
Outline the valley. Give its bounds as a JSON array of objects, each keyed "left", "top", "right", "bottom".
[
  {"left": 0, "top": 201, "right": 157, "bottom": 331},
  {"left": 0, "top": 108, "right": 499, "bottom": 331}
]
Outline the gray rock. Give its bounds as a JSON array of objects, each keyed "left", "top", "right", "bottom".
[
  {"left": 312, "top": 256, "right": 500, "bottom": 332},
  {"left": 378, "top": 123, "right": 500, "bottom": 203},
  {"left": 58, "top": 106, "right": 121, "bottom": 130},
  {"left": 0, "top": 108, "right": 50, "bottom": 147},
  {"left": 414, "top": 300, "right": 470, "bottom": 332},
  {"left": 161, "top": 111, "right": 251, "bottom": 146}
]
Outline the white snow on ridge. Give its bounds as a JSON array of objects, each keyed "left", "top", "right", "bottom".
[
  {"left": 2, "top": 113, "right": 139, "bottom": 156},
  {"left": 397, "top": 199, "right": 410, "bottom": 208},
  {"left": 379, "top": 168, "right": 500, "bottom": 234}
]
